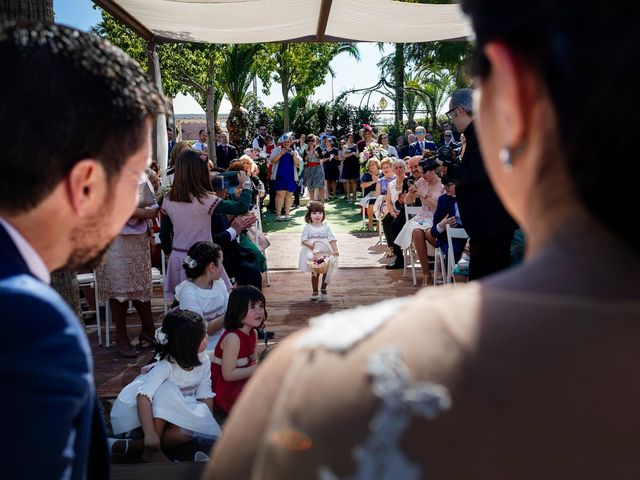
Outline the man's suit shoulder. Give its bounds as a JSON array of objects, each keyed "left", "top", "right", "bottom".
[{"left": 0, "top": 273, "right": 91, "bottom": 370}]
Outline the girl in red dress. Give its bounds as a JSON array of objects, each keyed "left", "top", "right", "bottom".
[{"left": 210, "top": 286, "right": 266, "bottom": 414}]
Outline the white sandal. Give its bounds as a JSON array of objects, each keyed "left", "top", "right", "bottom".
[{"left": 107, "top": 438, "right": 130, "bottom": 456}]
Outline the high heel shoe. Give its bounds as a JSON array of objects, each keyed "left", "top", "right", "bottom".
[
  {"left": 137, "top": 332, "right": 157, "bottom": 349},
  {"left": 116, "top": 338, "right": 139, "bottom": 358}
]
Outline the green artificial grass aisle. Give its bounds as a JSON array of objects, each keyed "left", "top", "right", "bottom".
[{"left": 261, "top": 196, "right": 366, "bottom": 234}]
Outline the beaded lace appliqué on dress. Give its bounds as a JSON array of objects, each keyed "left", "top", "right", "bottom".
[{"left": 318, "top": 347, "right": 451, "bottom": 480}]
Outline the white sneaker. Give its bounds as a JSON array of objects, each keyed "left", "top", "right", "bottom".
[
  {"left": 310, "top": 292, "right": 320, "bottom": 301},
  {"left": 319, "top": 292, "right": 328, "bottom": 302}
]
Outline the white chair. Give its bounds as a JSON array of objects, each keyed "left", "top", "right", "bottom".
[
  {"left": 433, "top": 246, "right": 448, "bottom": 286},
  {"left": 77, "top": 271, "right": 103, "bottom": 346},
  {"left": 401, "top": 206, "right": 422, "bottom": 287},
  {"left": 445, "top": 224, "right": 469, "bottom": 285}
]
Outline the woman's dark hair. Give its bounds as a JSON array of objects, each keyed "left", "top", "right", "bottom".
[
  {"left": 183, "top": 241, "right": 222, "bottom": 279},
  {"left": 224, "top": 286, "right": 267, "bottom": 330},
  {"left": 0, "top": 23, "right": 165, "bottom": 214},
  {"left": 156, "top": 309, "right": 207, "bottom": 370},
  {"left": 461, "top": 0, "right": 639, "bottom": 247},
  {"left": 305, "top": 201, "right": 326, "bottom": 224},
  {"left": 168, "top": 149, "right": 212, "bottom": 203}
]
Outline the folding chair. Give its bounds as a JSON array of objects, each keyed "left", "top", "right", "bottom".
[
  {"left": 433, "top": 246, "right": 448, "bottom": 286},
  {"left": 77, "top": 271, "right": 103, "bottom": 346},
  {"left": 445, "top": 224, "right": 469, "bottom": 285},
  {"left": 153, "top": 233, "right": 168, "bottom": 316},
  {"left": 402, "top": 206, "right": 422, "bottom": 287},
  {"left": 372, "top": 195, "right": 386, "bottom": 246}
]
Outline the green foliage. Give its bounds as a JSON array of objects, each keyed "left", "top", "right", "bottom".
[
  {"left": 94, "top": 8, "right": 224, "bottom": 111},
  {"left": 352, "top": 106, "right": 381, "bottom": 135},
  {"left": 218, "top": 44, "right": 263, "bottom": 108},
  {"left": 256, "top": 42, "right": 359, "bottom": 130}
]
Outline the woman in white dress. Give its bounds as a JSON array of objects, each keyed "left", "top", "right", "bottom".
[{"left": 393, "top": 158, "right": 444, "bottom": 266}]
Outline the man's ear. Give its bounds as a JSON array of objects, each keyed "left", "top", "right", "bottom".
[
  {"left": 483, "top": 41, "right": 537, "bottom": 148},
  {"left": 65, "top": 159, "right": 107, "bottom": 217}
]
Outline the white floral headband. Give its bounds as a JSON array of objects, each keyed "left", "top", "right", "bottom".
[
  {"left": 154, "top": 327, "right": 168, "bottom": 345},
  {"left": 183, "top": 256, "right": 197, "bottom": 269}
]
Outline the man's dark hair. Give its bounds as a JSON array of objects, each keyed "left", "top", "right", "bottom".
[
  {"left": 199, "top": 129, "right": 206, "bottom": 136},
  {"left": 0, "top": 23, "right": 165, "bottom": 213}
]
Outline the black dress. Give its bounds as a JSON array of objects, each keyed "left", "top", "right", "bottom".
[
  {"left": 321, "top": 147, "right": 340, "bottom": 181},
  {"left": 341, "top": 145, "right": 360, "bottom": 180}
]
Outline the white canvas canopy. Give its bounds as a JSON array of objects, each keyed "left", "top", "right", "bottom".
[{"left": 94, "top": 0, "right": 471, "bottom": 44}]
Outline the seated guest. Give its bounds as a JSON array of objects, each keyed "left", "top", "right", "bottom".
[
  {"left": 409, "top": 126, "right": 437, "bottom": 157},
  {"left": 215, "top": 132, "right": 237, "bottom": 170},
  {"left": 382, "top": 159, "right": 407, "bottom": 268},
  {"left": 210, "top": 286, "right": 266, "bottom": 416},
  {"left": 428, "top": 176, "right": 466, "bottom": 264},
  {"left": 110, "top": 309, "right": 220, "bottom": 462},
  {"left": 175, "top": 241, "right": 229, "bottom": 350},
  {"left": 210, "top": 176, "right": 263, "bottom": 291},
  {"left": 439, "top": 129, "right": 460, "bottom": 149},
  {"left": 394, "top": 158, "right": 444, "bottom": 285}
]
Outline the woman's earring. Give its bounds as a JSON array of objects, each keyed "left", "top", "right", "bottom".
[{"left": 499, "top": 147, "right": 513, "bottom": 171}]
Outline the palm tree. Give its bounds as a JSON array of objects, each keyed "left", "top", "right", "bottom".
[
  {"left": 403, "top": 71, "right": 424, "bottom": 125},
  {"left": 219, "top": 44, "right": 263, "bottom": 149},
  {"left": 416, "top": 69, "right": 455, "bottom": 133}
]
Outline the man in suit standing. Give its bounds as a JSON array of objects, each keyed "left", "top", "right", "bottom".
[
  {"left": 0, "top": 24, "right": 165, "bottom": 479},
  {"left": 408, "top": 126, "right": 437, "bottom": 157},
  {"left": 438, "top": 88, "right": 518, "bottom": 279},
  {"left": 215, "top": 132, "right": 238, "bottom": 170},
  {"left": 193, "top": 129, "right": 208, "bottom": 152}
]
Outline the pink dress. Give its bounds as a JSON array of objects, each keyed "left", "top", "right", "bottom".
[{"left": 161, "top": 194, "right": 231, "bottom": 299}]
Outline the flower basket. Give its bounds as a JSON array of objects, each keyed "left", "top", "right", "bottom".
[{"left": 307, "top": 254, "right": 332, "bottom": 275}]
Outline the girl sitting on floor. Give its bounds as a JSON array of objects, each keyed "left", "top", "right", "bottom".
[
  {"left": 175, "top": 241, "right": 228, "bottom": 351},
  {"left": 109, "top": 309, "right": 220, "bottom": 462},
  {"left": 210, "top": 286, "right": 266, "bottom": 416}
]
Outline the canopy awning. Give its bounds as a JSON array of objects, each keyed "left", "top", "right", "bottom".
[{"left": 94, "top": 0, "right": 471, "bottom": 44}]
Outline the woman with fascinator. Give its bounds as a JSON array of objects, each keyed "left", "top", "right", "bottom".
[
  {"left": 269, "top": 132, "right": 301, "bottom": 221},
  {"left": 356, "top": 123, "right": 375, "bottom": 153}
]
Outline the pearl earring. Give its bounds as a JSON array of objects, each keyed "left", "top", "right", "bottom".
[{"left": 499, "top": 147, "right": 513, "bottom": 171}]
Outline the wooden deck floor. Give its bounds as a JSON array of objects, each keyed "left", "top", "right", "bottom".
[{"left": 88, "top": 231, "right": 428, "bottom": 399}]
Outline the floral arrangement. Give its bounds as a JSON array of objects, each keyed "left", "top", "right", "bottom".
[
  {"left": 307, "top": 254, "right": 333, "bottom": 275},
  {"left": 359, "top": 142, "right": 389, "bottom": 171},
  {"left": 156, "top": 183, "right": 172, "bottom": 205}
]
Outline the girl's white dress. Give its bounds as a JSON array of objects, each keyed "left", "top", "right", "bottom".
[
  {"left": 175, "top": 279, "right": 229, "bottom": 350},
  {"left": 110, "top": 352, "right": 221, "bottom": 439},
  {"left": 298, "top": 223, "right": 339, "bottom": 283}
]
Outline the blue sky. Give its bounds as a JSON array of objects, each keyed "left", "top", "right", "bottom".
[{"left": 53, "top": 0, "right": 393, "bottom": 115}]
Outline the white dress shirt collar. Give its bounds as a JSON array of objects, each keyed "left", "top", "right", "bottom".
[{"left": 0, "top": 217, "right": 51, "bottom": 284}]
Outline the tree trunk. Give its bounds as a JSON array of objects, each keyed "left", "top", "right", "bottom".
[
  {"left": 394, "top": 43, "right": 405, "bottom": 129},
  {"left": 206, "top": 57, "right": 218, "bottom": 166},
  {"left": 282, "top": 70, "right": 290, "bottom": 133},
  {"left": 51, "top": 269, "right": 83, "bottom": 319},
  {"left": 4, "top": 1, "right": 84, "bottom": 319},
  {"left": 0, "top": 0, "right": 53, "bottom": 22}
]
